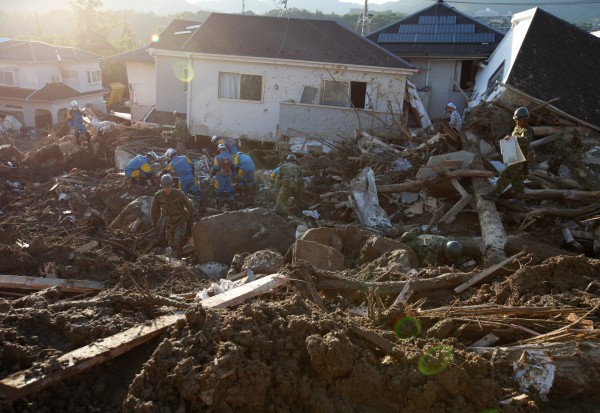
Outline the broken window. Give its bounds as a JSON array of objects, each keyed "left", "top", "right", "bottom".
[
  {"left": 486, "top": 61, "right": 505, "bottom": 98},
  {"left": 321, "top": 80, "right": 369, "bottom": 109},
  {"left": 87, "top": 70, "right": 101, "bottom": 84},
  {"left": 0, "top": 70, "right": 15, "bottom": 86},
  {"left": 300, "top": 86, "right": 319, "bottom": 104},
  {"left": 454, "top": 60, "right": 476, "bottom": 91},
  {"left": 218, "top": 72, "right": 263, "bottom": 102}
]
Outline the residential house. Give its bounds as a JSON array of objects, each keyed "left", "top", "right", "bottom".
[
  {"left": 470, "top": 7, "right": 600, "bottom": 130},
  {"left": 108, "top": 19, "right": 202, "bottom": 123},
  {"left": 366, "top": 0, "right": 503, "bottom": 120},
  {"left": 148, "top": 13, "right": 416, "bottom": 142},
  {"left": 0, "top": 39, "right": 105, "bottom": 130}
]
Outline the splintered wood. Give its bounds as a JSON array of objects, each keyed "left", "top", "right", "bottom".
[{"left": 0, "top": 274, "right": 288, "bottom": 401}]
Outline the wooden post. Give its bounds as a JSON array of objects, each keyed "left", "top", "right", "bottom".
[{"left": 0, "top": 274, "right": 104, "bottom": 293}]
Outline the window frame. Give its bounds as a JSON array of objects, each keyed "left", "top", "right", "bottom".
[
  {"left": 320, "top": 79, "right": 370, "bottom": 109},
  {"left": 218, "top": 71, "right": 264, "bottom": 103},
  {"left": 87, "top": 69, "right": 101, "bottom": 85},
  {"left": 0, "top": 69, "right": 16, "bottom": 86}
]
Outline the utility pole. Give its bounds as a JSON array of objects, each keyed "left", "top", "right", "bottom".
[
  {"left": 360, "top": 0, "right": 369, "bottom": 36},
  {"left": 242, "top": 0, "right": 246, "bottom": 14}
]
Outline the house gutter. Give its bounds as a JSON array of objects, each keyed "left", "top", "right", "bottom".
[
  {"left": 500, "top": 82, "right": 600, "bottom": 133},
  {"left": 148, "top": 48, "right": 416, "bottom": 76},
  {"left": 186, "top": 53, "right": 192, "bottom": 128}
]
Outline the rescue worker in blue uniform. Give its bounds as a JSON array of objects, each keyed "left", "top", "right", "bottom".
[
  {"left": 211, "top": 144, "right": 235, "bottom": 208},
  {"left": 125, "top": 152, "right": 157, "bottom": 185},
  {"left": 233, "top": 150, "right": 256, "bottom": 204},
  {"left": 211, "top": 135, "right": 239, "bottom": 157},
  {"left": 162, "top": 148, "right": 204, "bottom": 211},
  {"left": 67, "top": 101, "right": 92, "bottom": 146}
]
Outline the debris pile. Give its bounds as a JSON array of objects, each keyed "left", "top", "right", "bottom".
[{"left": 1, "top": 101, "right": 599, "bottom": 412}]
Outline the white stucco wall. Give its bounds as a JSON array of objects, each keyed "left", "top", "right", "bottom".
[
  {"left": 155, "top": 56, "right": 188, "bottom": 113},
  {"left": 184, "top": 57, "right": 409, "bottom": 142},
  {"left": 0, "top": 63, "right": 37, "bottom": 89},
  {"left": 127, "top": 62, "right": 155, "bottom": 107},
  {"left": 406, "top": 58, "right": 468, "bottom": 118},
  {"left": 127, "top": 61, "right": 156, "bottom": 121},
  {"left": 470, "top": 8, "right": 536, "bottom": 105},
  {"left": 59, "top": 61, "right": 103, "bottom": 93}
]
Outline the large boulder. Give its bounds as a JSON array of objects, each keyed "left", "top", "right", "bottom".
[
  {"left": 301, "top": 227, "right": 344, "bottom": 252},
  {"left": 359, "top": 235, "right": 418, "bottom": 267},
  {"left": 192, "top": 208, "right": 294, "bottom": 264},
  {"left": 293, "top": 239, "right": 344, "bottom": 271}
]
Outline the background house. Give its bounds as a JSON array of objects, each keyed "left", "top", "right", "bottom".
[
  {"left": 109, "top": 46, "right": 155, "bottom": 122},
  {"left": 149, "top": 13, "right": 416, "bottom": 142},
  {"left": 367, "top": 0, "right": 503, "bottom": 121},
  {"left": 0, "top": 39, "right": 105, "bottom": 130},
  {"left": 471, "top": 7, "right": 600, "bottom": 130}
]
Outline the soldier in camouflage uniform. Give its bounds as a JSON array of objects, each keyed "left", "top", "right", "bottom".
[
  {"left": 151, "top": 174, "right": 194, "bottom": 259},
  {"left": 482, "top": 107, "right": 535, "bottom": 204},
  {"left": 173, "top": 112, "right": 190, "bottom": 156},
  {"left": 400, "top": 227, "right": 464, "bottom": 267},
  {"left": 274, "top": 154, "right": 304, "bottom": 217}
]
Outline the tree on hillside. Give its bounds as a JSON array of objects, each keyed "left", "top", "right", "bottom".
[{"left": 71, "top": 0, "right": 114, "bottom": 56}]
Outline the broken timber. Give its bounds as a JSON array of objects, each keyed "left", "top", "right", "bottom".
[
  {"left": 438, "top": 178, "right": 473, "bottom": 224},
  {"left": 0, "top": 274, "right": 288, "bottom": 401},
  {"left": 0, "top": 274, "right": 104, "bottom": 293},
  {"left": 454, "top": 251, "right": 525, "bottom": 293}
]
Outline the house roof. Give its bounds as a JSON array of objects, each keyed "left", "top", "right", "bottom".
[
  {"left": 0, "top": 40, "right": 102, "bottom": 62},
  {"left": 366, "top": 1, "right": 504, "bottom": 58},
  {"left": 0, "top": 83, "right": 104, "bottom": 102},
  {"left": 151, "top": 19, "right": 203, "bottom": 51},
  {"left": 0, "top": 86, "right": 36, "bottom": 100},
  {"left": 108, "top": 46, "right": 154, "bottom": 63},
  {"left": 506, "top": 8, "right": 600, "bottom": 127},
  {"left": 157, "top": 13, "right": 413, "bottom": 70}
]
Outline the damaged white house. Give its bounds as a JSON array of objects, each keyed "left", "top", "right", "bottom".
[
  {"left": 147, "top": 13, "right": 417, "bottom": 142},
  {"left": 0, "top": 39, "right": 106, "bottom": 130},
  {"left": 470, "top": 7, "right": 600, "bottom": 130}
]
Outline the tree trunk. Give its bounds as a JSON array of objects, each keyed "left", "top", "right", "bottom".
[{"left": 462, "top": 131, "right": 507, "bottom": 264}]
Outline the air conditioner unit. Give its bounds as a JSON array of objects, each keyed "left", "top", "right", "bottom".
[{"left": 53, "top": 75, "right": 62, "bottom": 82}]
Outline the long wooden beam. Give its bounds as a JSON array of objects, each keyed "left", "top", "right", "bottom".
[
  {"left": 0, "top": 274, "right": 288, "bottom": 401},
  {"left": 0, "top": 274, "right": 104, "bottom": 293}
]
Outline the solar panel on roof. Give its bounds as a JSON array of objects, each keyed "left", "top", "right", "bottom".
[
  {"left": 378, "top": 32, "right": 495, "bottom": 43},
  {"left": 419, "top": 16, "right": 456, "bottom": 24},
  {"left": 398, "top": 24, "right": 475, "bottom": 34}
]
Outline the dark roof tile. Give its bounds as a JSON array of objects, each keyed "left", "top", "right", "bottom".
[
  {"left": 108, "top": 46, "right": 154, "bottom": 63},
  {"left": 0, "top": 86, "right": 36, "bottom": 100},
  {"left": 151, "top": 19, "right": 202, "bottom": 51},
  {"left": 27, "top": 83, "right": 104, "bottom": 101},
  {"left": 506, "top": 8, "right": 600, "bottom": 127},
  {"left": 175, "top": 13, "right": 412, "bottom": 69}
]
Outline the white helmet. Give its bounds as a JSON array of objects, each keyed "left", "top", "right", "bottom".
[
  {"left": 218, "top": 144, "right": 227, "bottom": 150},
  {"left": 71, "top": 101, "right": 79, "bottom": 109},
  {"left": 165, "top": 148, "right": 176, "bottom": 158},
  {"left": 211, "top": 135, "right": 219, "bottom": 143}
]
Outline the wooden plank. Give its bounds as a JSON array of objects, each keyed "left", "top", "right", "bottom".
[
  {"left": 438, "top": 194, "right": 472, "bottom": 224},
  {"left": 0, "top": 274, "right": 288, "bottom": 401},
  {"left": 0, "top": 274, "right": 104, "bottom": 293},
  {"left": 454, "top": 251, "right": 525, "bottom": 293}
]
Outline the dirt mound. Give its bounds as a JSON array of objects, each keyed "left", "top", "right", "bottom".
[{"left": 124, "top": 296, "right": 513, "bottom": 413}]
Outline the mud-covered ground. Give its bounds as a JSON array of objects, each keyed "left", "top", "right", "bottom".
[{"left": 1, "top": 110, "right": 600, "bottom": 412}]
